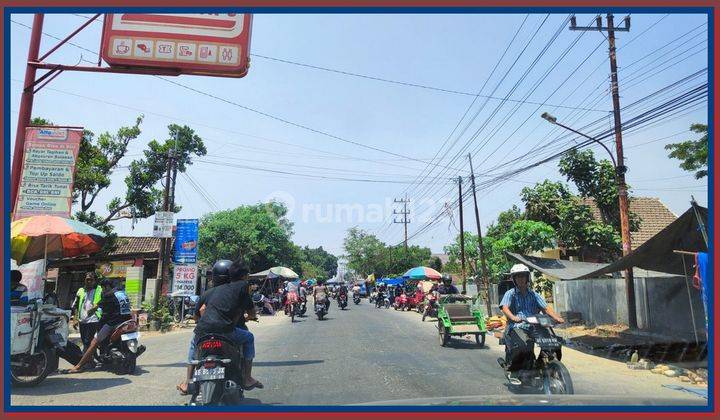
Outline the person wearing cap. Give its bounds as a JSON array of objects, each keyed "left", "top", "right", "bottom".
[
  {"left": 10, "top": 270, "right": 28, "bottom": 306},
  {"left": 71, "top": 272, "right": 103, "bottom": 354},
  {"left": 499, "top": 264, "right": 564, "bottom": 384}
]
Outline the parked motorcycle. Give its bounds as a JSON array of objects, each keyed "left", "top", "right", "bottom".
[
  {"left": 338, "top": 293, "right": 348, "bottom": 310},
  {"left": 188, "top": 334, "right": 244, "bottom": 406},
  {"left": 95, "top": 319, "right": 146, "bottom": 374},
  {"left": 393, "top": 292, "right": 408, "bottom": 311},
  {"left": 406, "top": 290, "right": 425, "bottom": 313},
  {"left": 497, "top": 314, "right": 574, "bottom": 395},
  {"left": 422, "top": 294, "right": 438, "bottom": 321},
  {"left": 375, "top": 291, "right": 390, "bottom": 309},
  {"left": 315, "top": 299, "right": 328, "bottom": 320}
]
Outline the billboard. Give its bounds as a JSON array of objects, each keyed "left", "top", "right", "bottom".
[
  {"left": 101, "top": 13, "right": 252, "bottom": 77},
  {"left": 174, "top": 219, "right": 199, "bottom": 264},
  {"left": 173, "top": 264, "right": 197, "bottom": 296},
  {"left": 153, "top": 211, "right": 174, "bottom": 238},
  {"left": 13, "top": 127, "right": 83, "bottom": 221}
]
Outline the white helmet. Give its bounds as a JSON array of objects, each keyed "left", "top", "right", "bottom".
[{"left": 509, "top": 264, "right": 531, "bottom": 277}]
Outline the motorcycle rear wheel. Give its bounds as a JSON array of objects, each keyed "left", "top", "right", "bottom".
[{"left": 542, "top": 360, "right": 574, "bottom": 395}]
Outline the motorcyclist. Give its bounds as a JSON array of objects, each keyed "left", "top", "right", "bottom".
[
  {"left": 336, "top": 283, "right": 348, "bottom": 304},
  {"left": 177, "top": 259, "right": 263, "bottom": 394},
  {"left": 437, "top": 274, "right": 459, "bottom": 295},
  {"left": 65, "top": 278, "right": 132, "bottom": 374},
  {"left": 499, "top": 264, "right": 564, "bottom": 385},
  {"left": 284, "top": 280, "right": 300, "bottom": 315},
  {"left": 352, "top": 283, "right": 361, "bottom": 298},
  {"left": 313, "top": 279, "right": 330, "bottom": 311},
  {"left": 298, "top": 280, "right": 308, "bottom": 312}
]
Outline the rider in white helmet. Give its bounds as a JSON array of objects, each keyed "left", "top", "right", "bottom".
[{"left": 499, "top": 263, "right": 564, "bottom": 384}]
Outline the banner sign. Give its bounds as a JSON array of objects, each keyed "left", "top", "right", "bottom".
[
  {"left": 173, "top": 264, "right": 197, "bottom": 296},
  {"left": 125, "top": 266, "right": 144, "bottom": 309},
  {"left": 153, "top": 211, "right": 174, "bottom": 238},
  {"left": 13, "top": 127, "right": 82, "bottom": 220},
  {"left": 102, "top": 13, "right": 252, "bottom": 77},
  {"left": 174, "top": 219, "right": 199, "bottom": 264},
  {"left": 96, "top": 260, "right": 134, "bottom": 278}
]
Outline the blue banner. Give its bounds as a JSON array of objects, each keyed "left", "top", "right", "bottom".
[{"left": 174, "top": 219, "right": 199, "bottom": 264}]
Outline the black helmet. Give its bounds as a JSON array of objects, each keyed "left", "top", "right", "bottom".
[
  {"left": 212, "top": 260, "right": 233, "bottom": 286},
  {"left": 441, "top": 274, "right": 452, "bottom": 285}
]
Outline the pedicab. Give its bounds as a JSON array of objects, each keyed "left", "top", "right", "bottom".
[{"left": 436, "top": 294, "right": 487, "bottom": 347}]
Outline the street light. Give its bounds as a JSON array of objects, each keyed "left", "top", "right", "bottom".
[{"left": 541, "top": 111, "right": 636, "bottom": 330}]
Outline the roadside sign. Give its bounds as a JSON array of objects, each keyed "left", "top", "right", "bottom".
[
  {"left": 173, "top": 264, "right": 197, "bottom": 296},
  {"left": 174, "top": 219, "right": 199, "bottom": 264},
  {"left": 101, "top": 13, "right": 252, "bottom": 77},
  {"left": 153, "top": 211, "right": 174, "bottom": 238},
  {"left": 13, "top": 127, "right": 82, "bottom": 220}
]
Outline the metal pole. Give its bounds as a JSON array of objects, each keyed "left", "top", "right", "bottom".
[
  {"left": 458, "top": 177, "right": 467, "bottom": 295},
  {"left": 11, "top": 14, "right": 44, "bottom": 215},
  {"left": 467, "top": 154, "right": 492, "bottom": 315},
  {"left": 607, "top": 13, "right": 637, "bottom": 329}
]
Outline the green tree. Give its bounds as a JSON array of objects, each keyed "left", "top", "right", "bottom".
[
  {"left": 665, "top": 123, "right": 708, "bottom": 179},
  {"left": 198, "top": 202, "right": 297, "bottom": 271},
  {"left": 427, "top": 255, "right": 443, "bottom": 271},
  {"left": 297, "top": 246, "right": 338, "bottom": 279},
  {"left": 342, "top": 228, "right": 431, "bottom": 278},
  {"left": 486, "top": 205, "right": 524, "bottom": 238}
]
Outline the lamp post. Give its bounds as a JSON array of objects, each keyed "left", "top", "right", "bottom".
[{"left": 541, "top": 112, "right": 637, "bottom": 329}]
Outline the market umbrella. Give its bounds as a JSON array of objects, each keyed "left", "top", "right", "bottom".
[
  {"left": 11, "top": 215, "right": 107, "bottom": 265},
  {"left": 267, "top": 266, "right": 299, "bottom": 279},
  {"left": 402, "top": 266, "right": 442, "bottom": 280}
]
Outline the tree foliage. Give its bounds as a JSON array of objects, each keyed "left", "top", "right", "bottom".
[
  {"left": 342, "top": 228, "right": 431, "bottom": 278},
  {"left": 297, "top": 246, "right": 338, "bottom": 280},
  {"left": 665, "top": 123, "right": 708, "bottom": 179}
]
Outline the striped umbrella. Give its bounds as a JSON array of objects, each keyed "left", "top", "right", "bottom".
[
  {"left": 11, "top": 216, "right": 107, "bottom": 265},
  {"left": 402, "top": 266, "right": 442, "bottom": 280}
]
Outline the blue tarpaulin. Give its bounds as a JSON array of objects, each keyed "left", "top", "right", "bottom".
[{"left": 378, "top": 277, "right": 405, "bottom": 286}]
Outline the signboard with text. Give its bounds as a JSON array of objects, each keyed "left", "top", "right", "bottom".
[
  {"left": 13, "top": 127, "right": 82, "bottom": 220},
  {"left": 101, "top": 13, "right": 252, "bottom": 77},
  {"left": 174, "top": 219, "right": 199, "bottom": 264},
  {"left": 153, "top": 211, "right": 174, "bottom": 238},
  {"left": 173, "top": 264, "right": 197, "bottom": 296}
]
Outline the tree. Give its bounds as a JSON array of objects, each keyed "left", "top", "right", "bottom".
[
  {"left": 521, "top": 180, "right": 573, "bottom": 227},
  {"left": 427, "top": 256, "right": 443, "bottom": 272},
  {"left": 198, "top": 202, "right": 297, "bottom": 271},
  {"left": 486, "top": 205, "right": 524, "bottom": 239},
  {"left": 298, "top": 246, "right": 338, "bottom": 279},
  {"left": 342, "top": 228, "right": 430, "bottom": 278},
  {"left": 665, "top": 123, "right": 708, "bottom": 179}
]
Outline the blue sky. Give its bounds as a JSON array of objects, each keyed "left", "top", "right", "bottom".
[{"left": 9, "top": 12, "right": 709, "bottom": 256}]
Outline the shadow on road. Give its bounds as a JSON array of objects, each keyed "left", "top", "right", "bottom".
[
  {"left": 444, "top": 339, "right": 486, "bottom": 350},
  {"left": 238, "top": 397, "right": 280, "bottom": 406},
  {"left": 255, "top": 359, "right": 324, "bottom": 367},
  {"left": 503, "top": 383, "right": 546, "bottom": 395},
  {"left": 11, "top": 376, "right": 132, "bottom": 396},
  {"left": 142, "top": 362, "right": 188, "bottom": 368}
]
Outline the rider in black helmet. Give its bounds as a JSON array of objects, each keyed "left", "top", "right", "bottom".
[{"left": 437, "top": 274, "right": 459, "bottom": 295}]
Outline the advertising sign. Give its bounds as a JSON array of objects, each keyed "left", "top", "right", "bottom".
[
  {"left": 125, "top": 266, "right": 144, "bottom": 309},
  {"left": 102, "top": 13, "right": 252, "bottom": 77},
  {"left": 153, "top": 211, "right": 174, "bottom": 238},
  {"left": 173, "top": 264, "right": 197, "bottom": 296},
  {"left": 174, "top": 219, "right": 199, "bottom": 264},
  {"left": 13, "top": 127, "right": 82, "bottom": 220},
  {"left": 96, "top": 260, "right": 135, "bottom": 278}
]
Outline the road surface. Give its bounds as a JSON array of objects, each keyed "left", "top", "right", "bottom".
[{"left": 10, "top": 299, "right": 706, "bottom": 406}]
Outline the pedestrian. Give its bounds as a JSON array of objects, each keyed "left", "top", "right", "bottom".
[{"left": 71, "top": 272, "right": 103, "bottom": 356}]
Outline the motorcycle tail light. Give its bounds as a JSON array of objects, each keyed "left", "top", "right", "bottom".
[
  {"left": 200, "top": 339, "right": 223, "bottom": 350},
  {"left": 203, "top": 361, "right": 217, "bottom": 369}
]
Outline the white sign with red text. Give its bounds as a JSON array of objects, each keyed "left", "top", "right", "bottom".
[{"left": 173, "top": 264, "right": 197, "bottom": 296}]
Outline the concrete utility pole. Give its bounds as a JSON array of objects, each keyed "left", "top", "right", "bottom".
[
  {"left": 154, "top": 148, "right": 175, "bottom": 308},
  {"left": 570, "top": 13, "right": 637, "bottom": 329},
  {"left": 467, "top": 154, "right": 491, "bottom": 315},
  {"left": 457, "top": 176, "right": 467, "bottom": 295},
  {"left": 393, "top": 195, "right": 411, "bottom": 253}
]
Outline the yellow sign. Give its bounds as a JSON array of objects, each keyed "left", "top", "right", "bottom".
[{"left": 96, "top": 260, "right": 134, "bottom": 278}]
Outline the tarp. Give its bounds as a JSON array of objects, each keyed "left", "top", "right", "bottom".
[
  {"left": 506, "top": 205, "right": 708, "bottom": 280},
  {"left": 249, "top": 269, "right": 271, "bottom": 279},
  {"left": 381, "top": 277, "right": 406, "bottom": 286}
]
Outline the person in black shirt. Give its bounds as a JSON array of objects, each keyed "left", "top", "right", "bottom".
[
  {"left": 66, "top": 278, "right": 132, "bottom": 373},
  {"left": 438, "top": 274, "right": 460, "bottom": 295},
  {"left": 178, "top": 259, "right": 262, "bottom": 394}
]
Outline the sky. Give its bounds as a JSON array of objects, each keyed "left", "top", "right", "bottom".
[{"left": 9, "top": 12, "right": 709, "bottom": 256}]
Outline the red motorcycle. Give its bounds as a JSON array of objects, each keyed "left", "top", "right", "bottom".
[
  {"left": 406, "top": 290, "right": 425, "bottom": 313},
  {"left": 422, "top": 293, "right": 439, "bottom": 321},
  {"left": 393, "top": 292, "right": 408, "bottom": 311}
]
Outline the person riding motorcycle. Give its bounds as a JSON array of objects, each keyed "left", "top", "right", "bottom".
[
  {"left": 283, "top": 280, "right": 300, "bottom": 315},
  {"left": 65, "top": 278, "right": 132, "bottom": 374},
  {"left": 336, "top": 283, "right": 349, "bottom": 303},
  {"left": 437, "top": 274, "right": 459, "bottom": 295},
  {"left": 313, "top": 279, "right": 330, "bottom": 311},
  {"left": 177, "top": 259, "right": 263, "bottom": 394},
  {"left": 352, "top": 283, "right": 361, "bottom": 298},
  {"left": 499, "top": 264, "right": 564, "bottom": 385}
]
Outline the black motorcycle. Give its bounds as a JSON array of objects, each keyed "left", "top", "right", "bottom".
[
  {"left": 315, "top": 299, "right": 328, "bottom": 320},
  {"left": 497, "top": 314, "right": 574, "bottom": 395},
  {"left": 188, "top": 334, "right": 244, "bottom": 406},
  {"left": 353, "top": 293, "right": 361, "bottom": 305},
  {"left": 375, "top": 291, "right": 390, "bottom": 309},
  {"left": 338, "top": 293, "right": 348, "bottom": 310},
  {"left": 95, "top": 319, "right": 146, "bottom": 374}
]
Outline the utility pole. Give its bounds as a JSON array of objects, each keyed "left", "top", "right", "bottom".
[
  {"left": 393, "top": 195, "right": 411, "bottom": 253},
  {"left": 458, "top": 176, "right": 467, "bottom": 295},
  {"left": 154, "top": 148, "right": 175, "bottom": 308},
  {"left": 570, "top": 13, "right": 637, "bottom": 329},
  {"left": 467, "top": 154, "right": 491, "bottom": 315}
]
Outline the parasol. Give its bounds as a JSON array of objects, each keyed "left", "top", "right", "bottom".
[{"left": 11, "top": 216, "right": 107, "bottom": 265}]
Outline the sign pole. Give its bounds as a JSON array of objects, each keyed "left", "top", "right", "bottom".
[{"left": 11, "top": 14, "right": 44, "bottom": 214}]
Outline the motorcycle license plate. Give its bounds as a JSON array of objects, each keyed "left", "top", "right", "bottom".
[
  {"left": 536, "top": 337, "right": 560, "bottom": 348},
  {"left": 121, "top": 332, "right": 139, "bottom": 341},
  {"left": 194, "top": 366, "right": 225, "bottom": 381}
]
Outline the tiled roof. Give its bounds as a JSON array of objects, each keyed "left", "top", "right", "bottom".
[
  {"left": 109, "top": 236, "right": 174, "bottom": 256},
  {"left": 582, "top": 197, "right": 677, "bottom": 248}
]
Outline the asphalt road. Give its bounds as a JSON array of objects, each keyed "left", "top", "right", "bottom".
[{"left": 10, "top": 299, "right": 706, "bottom": 406}]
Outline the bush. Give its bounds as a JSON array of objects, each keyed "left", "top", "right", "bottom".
[{"left": 143, "top": 296, "right": 174, "bottom": 332}]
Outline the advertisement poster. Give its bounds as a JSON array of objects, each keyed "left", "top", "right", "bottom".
[
  {"left": 174, "top": 219, "right": 199, "bottom": 264},
  {"left": 153, "top": 211, "right": 174, "bottom": 238},
  {"left": 96, "top": 260, "right": 134, "bottom": 278},
  {"left": 13, "top": 127, "right": 83, "bottom": 220},
  {"left": 172, "top": 264, "right": 197, "bottom": 296},
  {"left": 125, "top": 266, "right": 144, "bottom": 309}
]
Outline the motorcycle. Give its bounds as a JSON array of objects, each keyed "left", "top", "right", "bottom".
[
  {"left": 298, "top": 296, "right": 308, "bottom": 317},
  {"left": 393, "top": 292, "right": 408, "bottom": 311},
  {"left": 188, "top": 334, "right": 245, "bottom": 406},
  {"left": 406, "top": 290, "right": 425, "bottom": 313},
  {"left": 497, "top": 314, "right": 574, "bottom": 395},
  {"left": 10, "top": 302, "right": 72, "bottom": 387},
  {"left": 95, "top": 319, "right": 146, "bottom": 374},
  {"left": 369, "top": 291, "right": 377, "bottom": 304},
  {"left": 353, "top": 293, "right": 361, "bottom": 305},
  {"left": 315, "top": 299, "right": 328, "bottom": 320},
  {"left": 338, "top": 293, "right": 348, "bottom": 310},
  {"left": 252, "top": 293, "right": 274, "bottom": 315},
  {"left": 422, "top": 294, "right": 438, "bottom": 321},
  {"left": 375, "top": 291, "right": 391, "bottom": 309}
]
